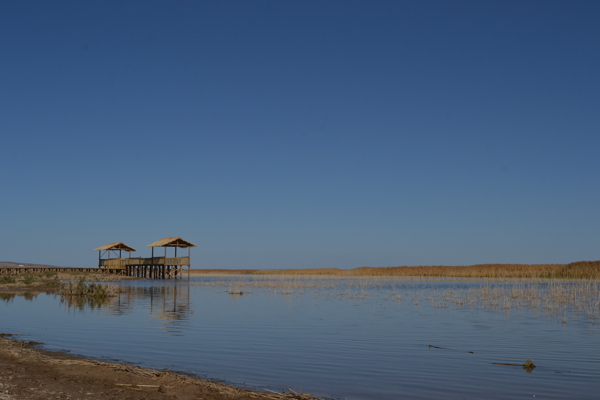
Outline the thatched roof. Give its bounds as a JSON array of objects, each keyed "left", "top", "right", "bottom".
[
  {"left": 94, "top": 242, "right": 137, "bottom": 252},
  {"left": 147, "top": 237, "right": 197, "bottom": 248}
]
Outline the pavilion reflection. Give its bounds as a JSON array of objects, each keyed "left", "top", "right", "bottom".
[{"left": 60, "top": 284, "right": 192, "bottom": 333}]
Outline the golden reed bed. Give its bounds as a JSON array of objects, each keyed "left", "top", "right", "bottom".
[{"left": 191, "top": 261, "right": 600, "bottom": 279}]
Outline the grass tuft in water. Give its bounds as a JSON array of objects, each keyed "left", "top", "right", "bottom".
[{"left": 59, "top": 277, "right": 121, "bottom": 300}]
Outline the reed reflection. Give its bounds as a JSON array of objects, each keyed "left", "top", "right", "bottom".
[
  {"left": 0, "top": 292, "right": 39, "bottom": 303},
  {"left": 59, "top": 284, "right": 192, "bottom": 334},
  {"left": 59, "top": 295, "right": 112, "bottom": 311}
]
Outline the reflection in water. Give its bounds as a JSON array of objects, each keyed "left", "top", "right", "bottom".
[
  {"left": 0, "top": 293, "right": 17, "bottom": 302},
  {"left": 59, "top": 284, "right": 192, "bottom": 335},
  {"left": 59, "top": 295, "right": 114, "bottom": 311},
  {"left": 0, "top": 292, "right": 39, "bottom": 302}
]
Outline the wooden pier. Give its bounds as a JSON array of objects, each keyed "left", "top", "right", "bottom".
[
  {"left": 0, "top": 238, "right": 196, "bottom": 280},
  {"left": 95, "top": 237, "right": 196, "bottom": 279},
  {"left": 99, "top": 257, "right": 188, "bottom": 279}
]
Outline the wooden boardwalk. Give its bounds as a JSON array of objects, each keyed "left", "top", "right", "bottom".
[
  {"left": 0, "top": 267, "right": 124, "bottom": 275},
  {"left": 0, "top": 265, "right": 186, "bottom": 279}
]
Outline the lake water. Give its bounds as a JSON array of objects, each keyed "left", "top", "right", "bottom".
[{"left": 1, "top": 276, "right": 599, "bottom": 399}]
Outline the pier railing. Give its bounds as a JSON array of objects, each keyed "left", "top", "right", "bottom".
[{"left": 99, "top": 257, "right": 190, "bottom": 269}]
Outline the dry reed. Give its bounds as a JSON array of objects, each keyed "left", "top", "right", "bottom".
[
  {"left": 191, "top": 261, "right": 600, "bottom": 280},
  {"left": 410, "top": 281, "right": 600, "bottom": 320}
]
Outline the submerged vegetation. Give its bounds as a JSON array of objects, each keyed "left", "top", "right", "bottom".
[
  {"left": 193, "top": 275, "right": 600, "bottom": 320},
  {"left": 423, "top": 280, "right": 600, "bottom": 320},
  {"left": 192, "top": 260, "right": 600, "bottom": 279}
]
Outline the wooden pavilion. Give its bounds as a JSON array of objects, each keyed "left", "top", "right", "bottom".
[
  {"left": 94, "top": 242, "right": 137, "bottom": 269},
  {"left": 95, "top": 237, "right": 196, "bottom": 279}
]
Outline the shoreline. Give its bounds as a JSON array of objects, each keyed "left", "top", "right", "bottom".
[
  {"left": 0, "top": 333, "right": 320, "bottom": 400},
  {"left": 0, "top": 272, "right": 322, "bottom": 399},
  {"left": 0, "top": 271, "right": 138, "bottom": 294}
]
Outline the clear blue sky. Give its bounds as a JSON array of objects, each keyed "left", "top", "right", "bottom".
[{"left": 1, "top": 1, "right": 598, "bottom": 269}]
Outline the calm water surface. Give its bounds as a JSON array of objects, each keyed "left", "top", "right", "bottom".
[{"left": 1, "top": 277, "right": 599, "bottom": 399}]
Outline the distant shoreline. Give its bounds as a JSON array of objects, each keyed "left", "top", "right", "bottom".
[
  {"left": 0, "top": 261, "right": 69, "bottom": 269},
  {"left": 190, "top": 261, "right": 600, "bottom": 279}
]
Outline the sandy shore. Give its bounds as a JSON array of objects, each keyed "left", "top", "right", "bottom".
[{"left": 0, "top": 335, "right": 321, "bottom": 400}]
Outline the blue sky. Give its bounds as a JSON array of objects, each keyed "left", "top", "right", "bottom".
[{"left": 1, "top": 1, "right": 599, "bottom": 269}]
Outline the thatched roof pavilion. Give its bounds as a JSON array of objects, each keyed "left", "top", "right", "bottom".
[
  {"left": 147, "top": 237, "right": 196, "bottom": 259},
  {"left": 94, "top": 242, "right": 137, "bottom": 267},
  {"left": 94, "top": 242, "right": 137, "bottom": 252},
  {"left": 93, "top": 238, "right": 196, "bottom": 278},
  {"left": 147, "top": 237, "right": 197, "bottom": 248}
]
